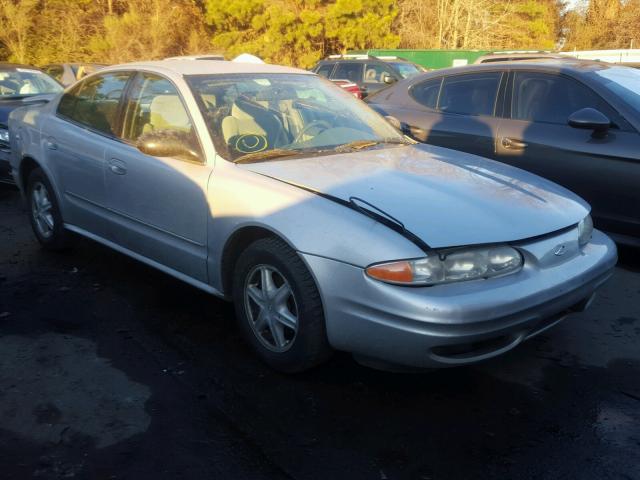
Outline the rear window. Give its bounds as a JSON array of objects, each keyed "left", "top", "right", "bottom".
[
  {"left": 57, "top": 72, "right": 130, "bottom": 135},
  {"left": 439, "top": 72, "right": 501, "bottom": 116},
  {"left": 410, "top": 77, "right": 442, "bottom": 109}
]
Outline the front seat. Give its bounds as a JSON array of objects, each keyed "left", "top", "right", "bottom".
[
  {"left": 143, "top": 95, "right": 191, "bottom": 133},
  {"left": 221, "top": 98, "right": 287, "bottom": 152}
]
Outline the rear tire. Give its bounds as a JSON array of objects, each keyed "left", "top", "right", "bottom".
[
  {"left": 232, "top": 237, "right": 332, "bottom": 373},
  {"left": 26, "top": 168, "right": 68, "bottom": 250}
]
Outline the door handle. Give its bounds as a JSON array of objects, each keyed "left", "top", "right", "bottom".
[
  {"left": 108, "top": 159, "right": 127, "bottom": 175},
  {"left": 501, "top": 137, "right": 527, "bottom": 150},
  {"left": 45, "top": 138, "right": 57, "bottom": 150}
]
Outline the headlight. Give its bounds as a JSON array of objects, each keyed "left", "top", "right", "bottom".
[
  {"left": 578, "top": 215, "right": 593, "bottom": 247},
  {"left": 366, "top": 245, "right": 523, "bottom": 286},
  {"left": 0, "top": 128, "right": 9, "bottom": 143}
]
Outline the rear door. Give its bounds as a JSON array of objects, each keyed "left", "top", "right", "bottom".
[
  {"left": 496, "top": 70, "right": 640, "bottom": 238},
  {"left": 45, "top": 71, "right": 131, "bottom": 238},
  {"left": 393, "top": 71, "right": 505, "bottom": 160},
  {"left": 104, "top": 72, "right": 211, "bottom": 282}
]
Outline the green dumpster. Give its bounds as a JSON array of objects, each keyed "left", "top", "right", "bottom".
[{"left": 349, "top": 49, "right": 493, "bottom": 70}]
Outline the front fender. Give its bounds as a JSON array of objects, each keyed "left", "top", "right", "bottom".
[{"left": 206, "top": 159, "right": 425, "bottom": 291}]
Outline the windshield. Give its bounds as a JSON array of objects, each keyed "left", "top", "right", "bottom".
[
  {"left": 0, "top": 68, "right": 62, "bottom": 98},
  {"left": 388, "top": 62, "right": 422, "bottom": 79},
  {"left": 186, "top": 73, "right": 404, "bottom": 162},
  {"left": 592, "top": 66, "right": 640, "bottom": 113}
]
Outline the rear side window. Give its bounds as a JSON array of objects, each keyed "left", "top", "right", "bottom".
[
  {"left": 512, "top": 71, "right": 623, "bottom": 126},
  {"left": 57, "top": 72, "right": 130, "bottom": 136},
  {"left": 315, "top": 64, "right": 333, "bottom": 78},
  {"left": 332, "top": 63, "right": 363, "bottom": 83},
  {"left": 410, "top": 77, "right": 442, "bottom": 109},
  {"left": 439, "top": 72, "right": 502, "bottom": 116}
]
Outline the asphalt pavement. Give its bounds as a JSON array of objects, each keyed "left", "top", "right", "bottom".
[{"left": 1, "top": 184, "right": 639, "bottom": 480}]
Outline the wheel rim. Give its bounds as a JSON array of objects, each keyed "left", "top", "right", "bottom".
[
  {"left": 244, "top": 264, "right": 299, "bottom": 352},
  {"left": 31, "top": 182, "right": 55, "bottom": 239}
]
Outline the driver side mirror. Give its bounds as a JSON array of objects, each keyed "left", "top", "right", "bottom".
[
  {"left": 568, "top": 108, "right": 611, "bottom": 138},
  {"left": 137, "top": 130, "right": 202, "bottom": 162},
  {"left": 382, "top": 73, "right": 397, "bottom": 85}
]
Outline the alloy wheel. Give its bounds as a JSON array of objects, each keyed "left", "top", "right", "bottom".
[
  {"left": 244, "top": 264, "right": 299, "bottom": 352},
  {"left": 31, "top": 181, "right": 55, "bottom": 239}
]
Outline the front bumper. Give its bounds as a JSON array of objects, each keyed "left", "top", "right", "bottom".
[{"left": 302, "top": 228, "right": 617, "bottom": 368}]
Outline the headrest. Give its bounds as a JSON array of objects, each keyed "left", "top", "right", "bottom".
[{"left": 231, "top": 98, "right": 268, "bottom": 120}]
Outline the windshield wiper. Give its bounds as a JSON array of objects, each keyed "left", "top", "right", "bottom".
[
  {"left": 333, "top": 138, "right": 410, "bottom": 153},
  {"left": 233, "top": 148, "right": 303, "bottom": 164}
]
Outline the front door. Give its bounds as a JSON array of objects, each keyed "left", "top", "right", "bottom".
[
  {"left": 496, "top": 71, "right": 640, "bottom": 239},
  {"left": 104, "top": 72, "right": 211, "bottom": 282}
]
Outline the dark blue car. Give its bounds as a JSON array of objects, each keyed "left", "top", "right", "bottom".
[{"left": 0, "top": 63, "right": 62, "bottom": 184}]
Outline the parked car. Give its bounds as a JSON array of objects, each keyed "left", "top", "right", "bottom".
[
  {"left": 332, "top": 79, "right": 363, "bottom": 99},
  {"left": 0, "top": 63, "right": 63, "bottom": 184},
  {"left": 367, "top": 60, "right": 640, "bottom": 246},
  {"left": 312, "top": 54, "right": 424, "bottom": 98},
  {"left": 9, "top": 60, "right": 616, "bottom": 372},
  {"left": 42, "top": 63, "right": 106, "bottom": 87}
]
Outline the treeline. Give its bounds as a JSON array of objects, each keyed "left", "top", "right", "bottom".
[{"left": 0, "top": 0, "right": 638, "bottom": 69}]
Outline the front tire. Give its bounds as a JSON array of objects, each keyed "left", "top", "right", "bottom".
[
  {"left": 232, "top": 237, "right": 331, "bottom": 373},
  {"left": 27, "top": 168, "right": 68, "bottom": 250}
]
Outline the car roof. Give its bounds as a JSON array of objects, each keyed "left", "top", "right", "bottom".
[
  {"left": 475, "top": 53, "right": 567, "bottom": 62},
  {"left": 320, "top": 57, "right": 413, "bottom": 64},
  {"left": 0, "top": 62, "right": 44, "bottom": 71},
  {"left": 100, "top": 60, "right": 312, "bottom": 77},
  {"left": 429, "top": 58, "right": 614, "bottom": 76}
]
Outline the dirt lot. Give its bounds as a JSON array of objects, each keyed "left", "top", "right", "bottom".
[{"left": 1, "top": 184, "right": 639, "bottom": 480}]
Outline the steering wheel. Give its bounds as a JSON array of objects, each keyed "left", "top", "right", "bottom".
[{"left": 293, "top": 120, "right": 332, "bottom": 144}]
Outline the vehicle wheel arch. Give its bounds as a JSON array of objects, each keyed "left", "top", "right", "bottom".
[
  {"left": 220, "top": 225, "right": 300, "bottom": 297},
  {"left": 19, "top": 156, "right": 42, "bottom": 191},
  {"left": 19, "top": 156, "right": 65, "bottom": 217}
]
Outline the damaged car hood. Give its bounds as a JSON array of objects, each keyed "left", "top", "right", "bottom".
[{"left": 241, "top": 143, "right": 590, "bottom": 248}]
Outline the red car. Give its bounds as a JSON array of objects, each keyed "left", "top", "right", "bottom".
[{"left": 332, "top": 79, "right": 363, "bottom": 99}]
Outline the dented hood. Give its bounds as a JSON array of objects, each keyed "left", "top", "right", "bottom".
[{"left": 242, "top": 144, "right": 589, "bottom": 248}]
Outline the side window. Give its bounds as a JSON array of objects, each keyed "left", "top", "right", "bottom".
[
  {"left": 332, "top": 63, "right": 364, "bottom": 83},
  {"left": 410, "top": 77, "right": 442, "bottom": 109},
  {"left": 364, "top": 64, "right": 393, "bottom": 84},
  {"left": 315, "top": 64, "right": 333, "bottom": 78},
  {"left": 57, "top": 72, "right": 130, "bottom": 136},
  {"left": 512, "top": 72, "right": 624, "bottom": 126},
  {"left": 122, "top": 73, "right": 202, "bottom": 162},
  {"left": 438, "top": 72, "right": 502, "bottom": 116}
]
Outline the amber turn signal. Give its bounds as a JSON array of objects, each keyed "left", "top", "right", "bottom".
[{"left": 366, "top": 261, "right": 414, "bottom": 283}]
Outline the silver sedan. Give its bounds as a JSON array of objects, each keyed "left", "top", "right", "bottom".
[{"left": 8, "top": 60, "right": 617, "bottom": 372}]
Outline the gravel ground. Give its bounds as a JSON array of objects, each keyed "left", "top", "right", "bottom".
[{"left": 1, "top": 184, "right": 639, "bottom": 480}]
